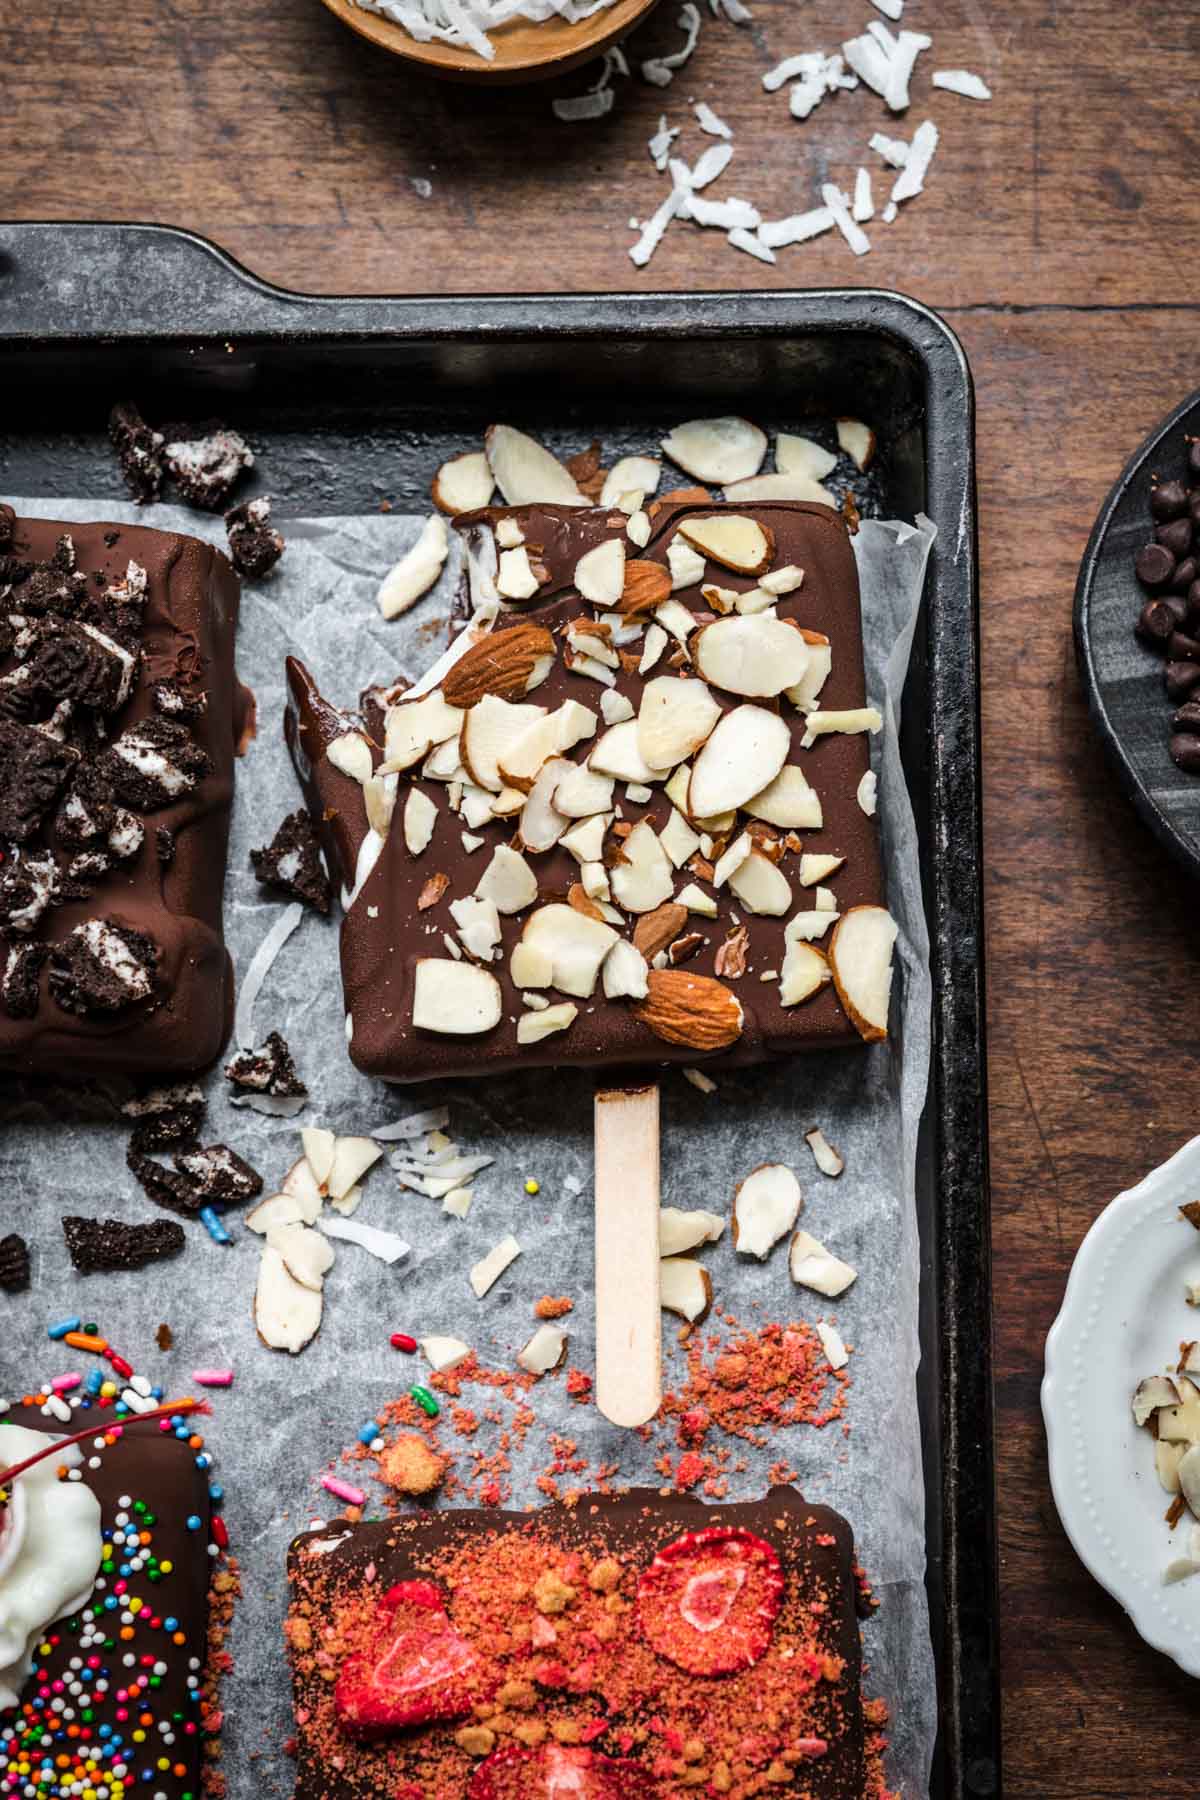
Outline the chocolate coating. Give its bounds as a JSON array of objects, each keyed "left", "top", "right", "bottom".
[
  {"left": 286, "top": 500, "right": 884, "bottom": 1083},
  {"left": 286, "top": 1484, "right": 867, "bottom": 1799},
  {"left": 0, "top": 513, "right": 244, "bottom": 1077}
]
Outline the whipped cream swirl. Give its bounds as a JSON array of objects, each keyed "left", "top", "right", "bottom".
[{"left": 0, "top": 1425, "right": 103, "bottom": 1709}]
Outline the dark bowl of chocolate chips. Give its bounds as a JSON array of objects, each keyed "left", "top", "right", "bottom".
[{"left": 1075, "top": 390, "right": 1200, "bottom": 881}]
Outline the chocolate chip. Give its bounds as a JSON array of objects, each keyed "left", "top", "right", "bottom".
[
  {"left": 225, "top": 496, "right": 285, "bottom": 580},
  {"left": 1157, "top": 517, "right": 1194, "bottom": 559},
  {"left": 121, "top": 1080, "right": 206, "bottom": 1153},
  {"left": 0, "top": 940, "right": 47, "bottom": 1018},
  {"left": 0, "top": 718, "right": 78, "bottom": 842},
  {"left": 1171, "top": 557, "right": 1198, "bottom": 594},
  {"left": 1151, "top": 479, "right": 1190, "bottom": 521},
  {"left": 1137, "top": 598, "right": 1180, "bottom": 646},
  {"left": 1169, "top": 631, "right": 1200, "bottom": 663},
  {"left": 1165, "top": 660, "right": 1200, "bottom": 702},
  {"left": 172, "top": 1144, "right": 263, "bottom": 1204},
  {"left": 0, "top": 1232, "right": 31, "bottom": 1291},
  {"left": 63, "top": 1214, "right": 185, "bottom": 1273},
  {"left": 250, "top": 809, "right": 331, "bottom": 915},
  {"left": 1173, "top": 701, "right": 1200, "bottom": 733},
  {"left": 96, "top": 715, "right": 210, "bottom": 812},
  {"left": 109, "top": 401, "right": 165, "bottom": 504},
  {"left": 225, "top": 1029, "right": 307, "bottom": 1098},
  {"left": 1136, "top": 542, "right": 1176, "bottom": 587},
  {"left": 1171, "top": 733, "right": 1200, "bottom": 773},
  {"left": 162, "top": 423, "right": 253, "bottom": 511},
  {"left": 48, "top": 918, "right": 157, "bottom": 1015}
]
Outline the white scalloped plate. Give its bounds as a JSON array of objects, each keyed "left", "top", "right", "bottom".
[{"left": 1043, "top": 1134, "right": 1200, "bottom": 1676}]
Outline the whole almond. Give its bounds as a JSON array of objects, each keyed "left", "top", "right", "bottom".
[
  {"left": 633, "top": 902, "right": 688, "bottom": 960},
  {"left": 441, "top": 621, "right": 555, "bottom": 707},
  {"left": 633, "top": 969, "right": 744, "bottom": 1050},
  {"left": 613, "top": 560, "right": 672, "bottom": 617}
]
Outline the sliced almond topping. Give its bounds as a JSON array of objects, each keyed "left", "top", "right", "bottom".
[
  {"left": 1132, "top": 1375, "right": 1182, "bottom": 1427},
  {"left": 678, "top": 514, "right": 775, "bottom": 576},
  {"left": 496, "top": 517, "right": 524, "bottom": 549},
  {"left": 633, "top": 901, "right": 689, "bottom": 960},
  {"left": 615, "top": 559, "right": 673, "bottom": 617},
  {"left": 801, "top": 707, "right": 882, "bottom": 749},
  {"left": 798, "top": 853, "right": 844, "bottom": 887},
  {"left": 328, "top": 1136, "right": 383, "bottom": 1200},
  {"left": 300, "top": 1127, "right": 336, "bottom": 1190},
  {"left": 377, "top": 515, "right": 449, "bottom": 619},
  {"left": 602, "top": 936, "right": 650, "bottom": 999},
  {"left": 601, "top": 455, "right": 661, "bottom": 508},
  {"left": 589, "top": 719, "right": 663, "bottom": 785},
  {"left": 609, "top": 820, "right": 674, "bottom": 914},
  {"left": 836, "top": 417, "right": 877, "bottom": 471},
  {"left": 460, "top": 695, "right": 548, "bottom": 792},
  {"left": 828, "top": 905, "right": 898, "bottom": 1042},
  {"left": 639, "top": 622, "right": 669, "bottom": 674},
  {"left": 560, "top": 812, "right": 611, "bottom": 865},
  {"left": 497, "top": 546, "right": 541, "bottom": 601},
  {"left": 432, "top": 450, "right": 495, "bottom": 516},
  {"left": 519, "top": 903, "right": 618, "bottom": 998},
  {"left": 600, "top": 689, "right": 635, "bottom": 725},
  {"left": 282, "top": 1154, "right": 325, "bottom": 1211},
  {"left": 688, "top": 705, "right": 790, "bottom": 817},
  {"left": 474, "top": 843, "right": 539, "bottom": 913},
  {"left": 517, "top": 1323, "right": 568, "bottom": 1375},
  {"left": 470, "top": 1232, "right": 522, "bottom": 1297},
  {"left": 816, "top": 1321, "right": 850, "bottom": 1371},
  {"left": 814, "top": 885, "right": 837, "bottom": 912},
  {"left": 661, "top": 416, "right": 767, "bottom": 485},
  {"left": 254, "top": 1244, "right": 323, "bottom": 1353},
  {"left": 627, "top": 509, "right": 651, "bottom": 547},
  {"left": 858, "top": 769, "right": 878, "bottom": 816},
  {"left": 246, "top": 1191, "right": 310, "bottom": 1236},
  {"left": 565, "top": 620, "right": 620, "bottom": 669},
  {"left": 516, "top": 758, "right": 571, "bottom": 854},
  {"left": 660, "top": 807, "right": 701, "bottom": 869},
  {"left": 780, "top": 940, "right": 831, "bottom": 1008},
  {"left": 744, "top": 765, "right": 823, "bottom": 830},
  {"left": 383, "top": 691, "right": 465, "bottom": 774},
  {"left": 364, "top": 772, "right": 398, "bottom": 838},
  {"left": 784, "top": 633, "right": 833, "bottom": 712},
  {"left": 634, "top": 968, "right": 743, "bottom": 1050},
  {"left": 403, "top": 788, "right": 438, "bottom": 856},
  {"left": 723, "top": 472, "right": 834, "bottom": 505},
  {"left": 676, "top": 882, "right": 718, "bottom": 917},
  {"left": 728, "top": 850, "right": 792, "bottom": 916},
  {"left": 789, "top": 1228, "right": 857, "bottom": 1297},
  {"left": 574, "top": 538, "right": 626, "bottom": 606},
  {"left": 485, "top": 424, "right": 585, "bottom": 506},
  {"left": 660, "top": 1256, "right": 714, "bottom": 1322},
  {"left": 421, "top": 1334, "right": 472, "bottom": 1372},
  {"left": 449, "top": 895, "right": 502, "bottom": 961},
  {"left": 804, "top": 1127, "right": 845, "bottom": 1178},
  {"left": 550, "top": 763, "right": 613, "bottom": 819},
  {"left": 667, "top": 539, "right": 707, "bottom": 590},
  {"left": 441, "top": 621, "right": 557, "bottom": 707},
  {"left": 701, "top": 583, "right": 739, "bottom": 614},
  {"left": 732, "top": 1163, "right": 803, "bottom": 1259},
  {"left": 758, "top": 564, "right": 806, "bottom": 596},
  {"left": 510, "top": 939, "right": 554, "bottom": 988},
  {"left": 659, "top": 1207, "right": 725, "bottom": 1255},
  {"left": 775, "top": 433, "right": 838, "bottom": 482},
  {"left": 500, "top": 701, "right": 599, "bottom": 791},
  {"left": 517, "top": 1000, "right": 578, "bottom": 1045},
  {"left": 692, "top": 614, "right": 813, "bottom": 698},
  {"left": 326, "top": 731, "right": 374, "bottom": 784},
  {"left": 568, "top": 882, "right": 606, "bottom": 922},
  {"left": 714, "top": 924, "right": 749, "bottom": 977},
  {"left": 412, "top": 959, "right": 503, "bottom": 1035},
  {"left": 636, "top": 674, "right": 720, "bottom": 769},
  {"left": 712, "top": 831, "right": 752, "bottom": 887},
  {"left": 266, "top": 1221, "right": 336, "bottom": 1292},
  {"left": 784, "top": 909, "right": 837, "bottom": 944}
]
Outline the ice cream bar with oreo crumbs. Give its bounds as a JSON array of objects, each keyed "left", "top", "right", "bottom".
[
  {"left": 286, "top": 1484, "right": 883, "bottom": 1799},
  {"left": 0, "top": 507, "right": 246, "bottom": 1077},
  {"left": 286, "top": 499, "right": 897, "bottom": 1084}
]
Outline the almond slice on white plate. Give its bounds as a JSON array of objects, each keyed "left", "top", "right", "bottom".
[
  {"left": 733, "top": 1163, "right": 803, "bottom": 1258},
  {"left": 602, "top": 936, "right": 650, "bottom": 1000},
  {"left": 460, "top": 695, "right": 548, "bottom": 792},
  {"left": 475, "top": 843, "right": 539, "bottom": 912},
  {"left": 519, "top": 903, "right": 618, "bottom": 998},
  {"left": 601, "top": 455, "right": 661, "bottom": 509},
  {"left": 691, "top": 615, "right": 814, "bottom": 698},
  {"left": 609, "top": 820, "right": 675, "bottom": 914},
  {"left": 723, "top": 472, "right": 834, "bottom": 506},
  {"left": 836, "top": 417, "right": 877, "bottom": 471},
  {"left": 383, "top": 691, "right": 464, "bottom": 774},
  {"left": 789, "top": 1228, "right": 857, "bottom": 1297},
  {"left": 432, "top": 450, "right": 495, "bottom": 516},
  {"left": 828, "top": 904, "right": 898, "bottom": 1042},
  {"left": 328, "top": 1136, "right": 383, "bottom": 1200},
  {"left": 517, "top": 1323, "right": 568, "bottom": 1375},
  {"left": 775, "top": 433, "right": 838, "bottom": 482},
  {"left": 688, "top": 704, "right": 791, "bottom": 816},
  {"left": 301, "top": 1127, "right": 336, "bottom": 1190},
  {"left": 403, "top": 788, "right": 438, "bottom": 856},
  {"left": 589, "top": 719, "right": 664, "bottom": 785},
  {"left": 659, "top": 1255, "right": 714, "bottom": 1322},
  {"left": 659, "top": 1206, "right": 725, "bottom": 1255},
  {"left": 326, "top": 731, "right": 373, "bottom": 784},
  {"left": 517, "top": 1000, "right": 579, "bottom": 1044},
  {"left": 377, "top": 515, "right": 449, "bottom": 619},
  {"left": 779, "top": 939, "right": 831, "bottom": 1007},
  {"left": 412, "top": 959, "right": 503, "bottom": 1034},
  {"left": 254, "top": 1244, "right": 323, "bottom": 1353},
  {"left": 485, "top": 424, "right": 586, "bottom": 506},
  {"left": 800, "top": 707, "right": 882, "bottom": 749},
  {"left": 744, "top": 765, "right": 823, "bottom": 830},
  {"left": 266, "top": 1221, "right": 335, "bottom": 1292},
  {"left": 728, "top": 850, "right": 792, "bottom": 916},
  {"left": 678, "top": 514, "right": 774, "bottom": 576},
  {"left": 469, "top": 1233, "right": 521, "bottom": 1298},
  {"left": 661, "top": 416, "right": 767, "bottom": 485},
  {"left": 574, "top": 538, "right": 626, "bottom": 606},
  {"left": 636, "top": 674, "right": 721, "bottom": 768}
]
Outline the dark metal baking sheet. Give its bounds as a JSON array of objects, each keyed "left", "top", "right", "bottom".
[{"left": 0, "top": 220, "right": 997, "bottom": 1800}]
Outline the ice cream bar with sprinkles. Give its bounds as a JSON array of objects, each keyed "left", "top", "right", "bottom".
[
  {"left": 285, "top": 1483, "right": 888, "bottom": 1800},
  {"left": 0, "top": 1395, "right": 216, "bottom": 1800}
]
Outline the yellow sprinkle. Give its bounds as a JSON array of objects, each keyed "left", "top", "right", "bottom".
[
  {"left": 160, "top": 1559, "right": 173, "bottom": 1573},
  {"left": 100, "top": 1381, "right": 118, "bottom": 1397},
  {"left": 524, "top": 1178, "right": 540, "bottom": 1195}
]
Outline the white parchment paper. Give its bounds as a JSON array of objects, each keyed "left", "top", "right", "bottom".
[{"left": 1, "top": 500, "right": 936, "bottom": 1797}]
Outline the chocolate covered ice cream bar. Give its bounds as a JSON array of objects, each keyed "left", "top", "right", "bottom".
[
  {"left": 286, "top": 499, "right": 898, "bottom": 1084},
  {"left": 0, "top": 1390, "right": 216, "bottom": 1797},
  {"left": 286, "top": 1484, "right": 876, "bottom": 1799},
  {"left": 0, "top": 507, "right": 245, "bottom": 1077}
]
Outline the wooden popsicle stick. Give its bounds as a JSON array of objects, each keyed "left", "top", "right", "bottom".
[{"left": 594, "top": 1082, "right": 662, "bottom": 1429}]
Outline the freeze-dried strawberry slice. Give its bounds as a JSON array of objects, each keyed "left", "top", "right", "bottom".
[
  {"left": 635, "top": 1525, "right": 784, "bottom": 1675},
  {"left": 334, "top": 1578, "right": 479, "bottom": 1738},
  {"left": 469, "top": 1743, "right": 660, "bottom": 1799}
]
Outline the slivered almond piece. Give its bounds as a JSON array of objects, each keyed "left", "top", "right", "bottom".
[
  {"left": 602, "top": 936, "right": 650, "bottom": 999},
  {"left": 633, "top": 901, "right": 688, "bottom": 960},
  {"left": 728, "top": 849, "right": 792, "bottom": 916},
  {"left": 744, "top": 765, "right": 823, "bottom": 830},
  {"left": 301, "top": 1128, "right": 336, "bottom": 1190},
  {"left": 377, "top": 515, "right": 449, "bottom": 618},
  {"left": 422, "top": 1335, "right": 471, "bottom": 1372},
  {"left": 441, "top": 621, "right": 556, "bottom": 706},
  {"left": 661, "top": 416, "right": 767, "bottom": 485},
  {"left": 798, "top": 853, "right": 844, "bottom": 886},
  {"left": 560, "top": 813, "right": 610, "bottom": 865},
  {"left": 574, "top": 538, "right": 626, "bottom": 605},
  {"left": 519, "top": 903, "right": 618, "bottom": 998},
  {"left": 828, "top": 905, "right": 898, "bottom": 1042},
  {"left": 432, "top": 450, "right": 495, "bottom": 516},
  {"left": 500, "top": 700, "right": 598, "bottom": 789},
  {"left": 610, "top": 820, "right": 674, "bottom": 914},
  {"left": 776, "top": 433, "right": 838, "bottom": 481},
  {"left": 636, "top": 674, "right": 720, "bottom": 768},
  {"left": 837, "top": 417, "right": 877, "bottom": 471},
  {"left": 383, "top": 691, "right": 464, "bottom": 773},
  {"left": 639, "top": 622, "right": 669, "bottom": 674},
  {"left": 614, "top": 559, "right": 673, "bottom": 617},
  {"left": 801, "top": 707, "right": 882, "bottom": 748},
  {"left": 660, "top": 1256, "right": 713, "bottom": 1322},
  {"left": 364, "top": 772, "right": 398, "bottom": 837},
  {"left": 677, "top": 882, "right": 718, "bottom": 917},
  {"left": 789, "top": 1229, "right": 857, "bottom": 1297},
  {"left": 553, "top": 762, "right": 614, "bottom": 818},
  {"left": 254, "top": 1244, "right": 323, "bottom": 1353},
  {"left": 678, "top": 514, "right": 775, "bottom": 576},
  {"left": 759, "top": 564, "right": 805, "bottom": 596},
  {"left": 327, "top": 732, "right": 373, "bottom": 783},
  {"left": 724, "top": 472, "right": 834, "bottom": 505},
  {"left": 449, "top": 895, "right": 501, "bottom": 960},
  {"left": 475, "top": 843, "right": 539, "bottom": 913},
  {"left": 733, "top": 1163, "right": 803, "bottom": 1258},
  {"left": 651, "top": 485, "right": 713, "bottom": 514},
  {"left": 517, "top": 1000, "right": 578, "bottom": 1045},
  {"left": 485, "top": 424, "right": 586, "bottom": 505},
  {"left": 692, "top": 614, "right": 812, "bottom": 697},
  {"left": 634, "top": 969, "right": 743, "bottom": 1050},
  {"left": 497, "top": 546, "right": 540, "bottom": 600},
  {"left": 517, "top": 1323, "right": 568, "bottom": 1374},
  {"left": 805, "top": 1127, "right": 845, "bottom": 1178},
  {"left": 688, "top": 704, "right": 790, "bottom": 816},
  {"left": 403, "top": 788, "right": 438, "bottom": 855},
  {"left": 518, "top": 757, "right": 572, "bottom": 853},
  {"left": 412, "top": 959, "right": 502, "bottom": 1034},
  {"left": 780, "top": 940, "right": 831, "bottom": 1007},
  {"left": 568, "top": 883, "right": 606, "bottom": 921},
  {"left": 667, "top": 540, "right": 707, "bottom": 590},
  {"left": 460, "top": 695, "right": 548, "bottom": 792},
  {"left": 328, "top": 1136, "right": 383, "bottom": 1199},
  {"left": 858, "top": 770, "right": 878, "bottom": 815},
  {"left": 659, "top": 1207, "right": 725, "bottom": 1255},
  {"left": 589, "top": 719, "right": 662, "bottom": 785},
  {"left": 661, "top": 807, "right": 701, "bottom": 868},
  {"left": 510, "top": 940, "right": 553, "bottom": 988},
  {"left": 266, "top": 1221, "right": 335, "bottom": 1292},
  {"left": 601, "top": 455, "right": 661, "bottom": 508}
]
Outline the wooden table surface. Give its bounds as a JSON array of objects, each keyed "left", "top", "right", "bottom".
[{"left": 6, "top": 0, "right": 1199, "bottom": 1789}]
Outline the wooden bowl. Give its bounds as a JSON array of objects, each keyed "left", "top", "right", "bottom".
[{"left": 319, "top": 0, "right": 661, "bottom": 83}]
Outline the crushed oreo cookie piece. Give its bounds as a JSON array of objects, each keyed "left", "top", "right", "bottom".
[
  {"left": 163, "top": 423, "right": 253, "bottom": 511},
  {"left": 172, "top": 1143, "right": 263, "bottom": 1204},
  {"left": 0, "top": 851, "right": 63, "bottom": 935},
  {"left": 63, "top": 1213, "right": 185, "bottom": 1273},
  {"left": 0, "top": 718, "right": 78, "bottom": 841},
  {"left": 107, "top": 808, "right": 144, "bottom": 861},
  {"left": 65, "top": 849, "right": 111, "bottom": 889},
  {"left": 48, "top": 918, "right": 157, "bottom": 1015},
  {"left": 0, "top": 1231, "right": 31, "bottom": 1292},
  {"left": 250, "top": 809, "right": 331, "bottom": 915},
  {"left": 109, "top": 401, "right": 165, "bottom": 504},
  {"left": 9, "top": 535, "right": 90, "bottom": 620},
  {"left": 126, "top": 1148, "right": 206, "bottom": 1216},
  {"left": 1, "top": 940, "right": 48, "bottom": 1018},
  {"left": 224, "top": 496, "right": 285, "bottom": 579},
  {"left": 225, "top": 1029, "right": 306, "bottom": 1098},
  {"left": 56, "top": 762, "right": 117, "bottom": 847},
  {"left": 156, "top": 826, "right": 176, "bottom": 866},
  {"left": 152, "top": 678, "right": 208, "bottom": 722},
  {"left": 22, "top": 618, "right": 138, "bottom": 715},
  {"left": 121, "top": 1080, "right": 206, "bottom": 1153},
  {"left": 97, "top": 715, "right": 210, "bottom": 812}
]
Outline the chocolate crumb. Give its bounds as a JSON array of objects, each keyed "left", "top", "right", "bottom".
[
  {"left": 108, "top": 401, "right": 165, "bottom": 504},
  {"left": 156, "top": 826, "right": 176, "bottom": 865},
  {"left": 63, "top": 1213, "right": 185, "bottom": 1273},
  {"left": 224, "top": 1029, "right": 306, "bottom": 1098},
  {"left": 162, "top": 423, "right": 253, "bottom": 512},
  {"left": 121, "top": 1080, "right": 206, "bottom": 1153},
  {"left": 225, "top": 497, "right": 285, "bottom": 579},
  {"left": 173, "top": 1144, "right": 263, "bottom": 1205},
  {"left": 0, "top": 1232, "right": 31, "bottom": 1292},
  {"left": 48, "top": 919, "right": 157, "bottom": 1016},
  {"left": 250, "top": 810, "right": 331, "bottom": 915},
  {"left": 156, "top": 1321, "right": 174, "bottom": 1352}
]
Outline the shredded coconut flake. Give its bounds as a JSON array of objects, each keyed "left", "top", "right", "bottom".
[
  {"left": 852, "top": 167, "right": 874, "bottom": 221},
  {"left": 932, "top": 68, "right": 992, "bottom": 99},
  {"left": 758, "top": 207, "right": 835, "bottom": 249},
  {"left": 890, "top": 118, "right": 938, "bottom": 203},
  {"left": 641, "top": 2, "right": 701, "bottom": 86},
  {"left": 693, "top": 99, "right": 732, "bottom": 137},
  {"left": 234, "top": 903, "right": 304, "bottom": 1050},
  {"left": 319, "top": 1215, "right": 412, "bottom": 1264},
  {"left": 553, "top": 88, "right": 614, "bottom": 120},
  {"left": 727, "top": 226, "right": 775, "bottom": 263},
  {"left": 821, "top": 182, "right": 871, "bottom": 255}
]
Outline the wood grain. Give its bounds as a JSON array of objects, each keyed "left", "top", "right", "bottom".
[{"left": 5, "top": 0, "right": 1200, "bottom": 1789}]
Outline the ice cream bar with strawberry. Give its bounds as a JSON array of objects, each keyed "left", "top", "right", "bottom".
[
  {"left": 0, "top": 1394, "right": 215, "bottom": 1797},
  {"left": 285, "top": 498, "right": 898, "bottom": 1085},
  {"left": 286, "top": 1484, "right": 884, "bottom": 1799}
]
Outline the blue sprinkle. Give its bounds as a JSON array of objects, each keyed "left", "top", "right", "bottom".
[
  {"left": 195, "top": 1452, "right": 212, "bottom": 1470},
  {"left": 174, "top": 1424, "right": 191, "bottom": 1440},
  {"left": 185, "top": 1514, "right": 202, "bottom": 1531},
  {"left": 208, "top": 1483, "right": 224, "bottom": 1503},
  {"left": 199, "top": 1205, "right": 233, "bottom": 1245},
  {"left": 85, "top": 1369, "right": 104, "bottom": 1396},
  {"left": 150, "top": 1386, "right": 164, "bottom": 1401},
  {"left": 164, "top": 1616, "right": 179, "bottom": 1631},
  {"left": 357, "top": 1421, "right": 382, "bottom": 1446},
  {"left": 48, "top": 1317, "right": 81, "bottom": 1340}
]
